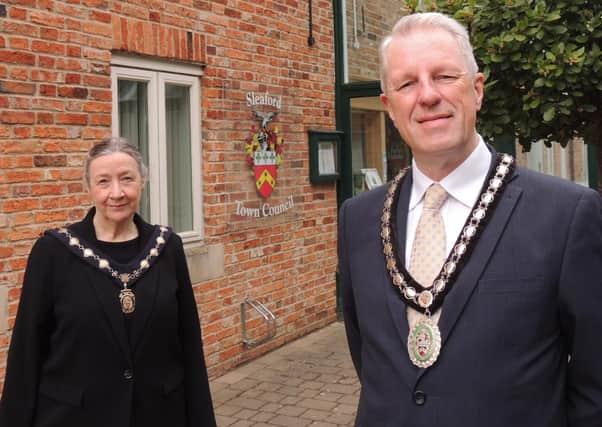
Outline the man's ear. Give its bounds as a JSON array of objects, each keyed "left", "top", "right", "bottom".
[
  {"left": 474, "top": 72, "right": 485, "bottom": 111},
  {"left": 380, "top": 93, "right": 396, "bottom": 126}
]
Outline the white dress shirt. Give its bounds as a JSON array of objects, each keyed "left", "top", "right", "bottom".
[{"left": 405, "top": 137, "right": 492, "bottom": 267}]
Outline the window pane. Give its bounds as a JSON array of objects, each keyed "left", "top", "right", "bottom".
[
  {"left": 343, "top": 0, "right": 407, "bottom": 83},
  {"left": 350, "top": 96, "right": 410, "bottom": 195},
  {"left": 516, "top": 138, "right": 590, "bottom": 187},
  {"left": 165, "top": 83, "right": 193, "bottom": 232},
  {"left": 117, "top": 79, "right": 151, "bottom": 221}
]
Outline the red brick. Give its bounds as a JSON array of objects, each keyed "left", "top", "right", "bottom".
[
  {"left": 7, "top": 170, "right": 42, "bottom": 183},
  {"left": 9, "top": 7, "right": 27, "bottom": 20},
  {"left": 88, "top": 90, "right": 112, "bottom": 102},
  {"left": 61, "top": 31, "right": 87, "bottom": 45},
  {"left": 31, "top": 70, "right": 60, "bottom": 82},
  {"left": 65, "top": 73, "right": 81, "bottom": 84},
  {"left": 31, "top": 40, "right": 66, "bottom": 55},
  {"left": 67, "top": 183, "right": 83, "bottom": 193},
  {"left": 57, "top": 86, "right": 88, "bottom": 99},
  {"left": 82, "top": 128, "right": 106, "bottom": 139},
  {"left": 0, "top": 111, "right": 35, "bottom": 124},
  {"left": 55, "top": 58, "right": 86, "bottom": 72},
  {"left": 0, "top": 51, "right": 35, "bottom": 66},
  {"left": 13, "top": 127, "right": 31, "bottom": 138},
  {"left": 40, "top": 84, "right": 57, "bottom": 97},
  {"left": 55, "top": 2, "right": 81, "bottom": 18},
  {"left": 8, "top": 36, "right": 29, "bottom": 50},
  {"left": 0, "top": 247, "right": 13, "bottom": 258},
  {"left": 56, "top": 113, "right": 88, "bottom": 125},
  {"left": 60, "top": 195, "right": 84, "bottom": 207},
  {"left": 91, "top": 10, "right": 111, "bottom": 23},
  {"left": 10, "top": 97, "right": 31, "bottom": 109},
  {"left": 0, "top": 80, "right": 35, "bottom": 95},
  {"left": 34, "top": 126, "right": 67, "bottom": 138},
  {"left": 30, "top": 10, "right": 65, "bottom": 28},
  {"left": 40, "top": 27, "right": 60, "bottom": 41},
  {"left": 67, "top": 45, "right": 82, "bottom": 58},
  {"left": 38, "top": 0, "right": 52, "bottom": 10},
  {"left": 13, "top": 212, "right": 33, "bottom": 226},
  {"left": 89, "top": 114, "right": 111, "bottom": 126},
  {"left": 9, "top": 258, "right": 28, "bottom": 270},
  {"left": 83, "top": 0, "right": 108, "bottom": 8},
  {"left": 34, "top": 210, "right": 69, "bottom": 223},
  {"left": 86, "top": 22, "right": 111, "bottom": 37},
  {"left": 2, "top": 198, "right": 40, "bottom": 213},
  {"left": 36, "top": 112, "right": 54, "bottom": 124},
  {"left": 33, "top": 155, "right": 67, "bottom": 167},
  {"left": 38, "top": 56, "right": 56, "bottom": 68},
  {"left": 9, "top": 67, "right": 28, "bottom": 81},
  {"left": 82, "top": 47, "right": 110, "bottom": 62}
]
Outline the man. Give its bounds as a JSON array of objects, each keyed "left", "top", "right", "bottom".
[{"left": 339, "top": 12, "right": 602, "bottom": 427}]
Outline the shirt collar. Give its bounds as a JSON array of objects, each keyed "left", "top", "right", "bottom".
[{"left": 409, "top": 136, "right": 491, "bottom": 210}]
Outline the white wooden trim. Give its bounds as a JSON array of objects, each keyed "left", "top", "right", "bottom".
[
  {"left": 110, "top": 62, "right": 203, "bottom": 241},
  {"left": 111, "top": 54, "right": 203, "bottom": 76}
]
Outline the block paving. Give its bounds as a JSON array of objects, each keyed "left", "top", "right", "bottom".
[{"left": 210, "top": 322, "right": 360, "bottom": 426}]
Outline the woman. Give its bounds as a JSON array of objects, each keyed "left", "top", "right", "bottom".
[{"left": 0, "top": 137, "right": 216, "bottom": 427}]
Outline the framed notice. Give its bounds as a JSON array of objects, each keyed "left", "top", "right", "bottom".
[
  {"left": 308, "top": 129, "right": 343, "bottom": 184},
  {"left": 361, "top": 168, "right": 383, "bottom": 190}
]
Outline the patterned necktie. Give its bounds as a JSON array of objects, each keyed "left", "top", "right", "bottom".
[{"left": 408, "top": 183, "right": 448, "bottom": 325}]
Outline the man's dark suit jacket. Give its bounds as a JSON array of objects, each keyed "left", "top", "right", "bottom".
[
  {"left": 339, "top": 155, "right": 602, "bottom": 427},
  {"left": 0, "top": 209, "right": 216, "bottom": 427}
]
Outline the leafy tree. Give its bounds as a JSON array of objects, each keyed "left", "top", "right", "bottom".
[{"left": 405, "top": 0, "right": 602, "bottom": 150}]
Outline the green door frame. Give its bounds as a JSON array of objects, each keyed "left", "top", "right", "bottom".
[
  {"left": 588, "top": 143, "right": 599, "bottom": 190},
  {"left": 336, "top": 82, "right": 382, "bottom": 205},
  {"left": 333, "top": 0, "right": 390, "bottom": 316},
  {"left": 333, "top": 0, "right": 386, "bottom": 205}
]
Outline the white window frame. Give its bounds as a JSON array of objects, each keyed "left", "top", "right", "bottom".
[{"left": 111, "top": 55, "right": 203, "bottom": 243}]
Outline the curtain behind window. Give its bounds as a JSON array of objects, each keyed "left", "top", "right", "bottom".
[
  {"left": 118, "top": 80, "right": 150, "bottom": 221},
  {"left": 165, "top": 84, "right": 193, "bottom": 232}
]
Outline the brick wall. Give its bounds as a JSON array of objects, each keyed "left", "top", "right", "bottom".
[{"left": 0, "top": 0, "right": 338, "bottom": 388}]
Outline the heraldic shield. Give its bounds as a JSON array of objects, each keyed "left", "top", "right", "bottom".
[
  {"left": 254, "top": 151, "right": 278, "bottom": 198},
  {"left": 245, "top": 110, "right": 284, "bottom": 199}
]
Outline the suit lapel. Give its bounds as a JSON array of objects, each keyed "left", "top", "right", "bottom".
[
  {"left": 86, "top": 269, "right": 133, "bottom": 364},
  {"left": 416, "top": 168, "right": 523, "bottom": 380},
  {"left": 384, "top": 173, "right": 419, "bottom": 385},
  {"left": 438, "top": 179, "right": 522, "bottom": 342},
  {"left": 130, "top": 266, "right": 160, "bottom": 357}
]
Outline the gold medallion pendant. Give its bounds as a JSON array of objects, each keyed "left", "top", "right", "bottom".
[
  {"left": 119, "top": 288, "right": 136, "bottom": 314},
  {"left": 408, "top": 317, "right": 441, "bottom": 368}
]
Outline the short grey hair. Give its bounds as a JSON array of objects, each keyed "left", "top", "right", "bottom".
[
  {"left": 84, "top": 136, "right": 149, "bottom": 185},
  {"left": 379, "top": 12, "right": 479, "bottom": 93}
]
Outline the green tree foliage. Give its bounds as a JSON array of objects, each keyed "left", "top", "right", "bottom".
[{"left": 406, "top": 0, "right": 602, "bottom": 148}]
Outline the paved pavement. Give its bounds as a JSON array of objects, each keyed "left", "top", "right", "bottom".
[{"left": 210, "top": 321, "right": 360, "bottom": 427}]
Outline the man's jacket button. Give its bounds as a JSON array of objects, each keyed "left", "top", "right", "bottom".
[
  {"left": 123, "top": 369, "right": 133, "bottom": 380},
  {"left": 413, "top": 390, "right": 426, "bottom": 406}
]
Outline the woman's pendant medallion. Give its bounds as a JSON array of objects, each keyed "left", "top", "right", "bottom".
[{"left": 119, "top": 288, "right": 136, "bottom": 314}]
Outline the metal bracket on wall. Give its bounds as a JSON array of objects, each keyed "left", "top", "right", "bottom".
[{"left": 240, "top": 297, "right": 277, "bottom": 347}]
